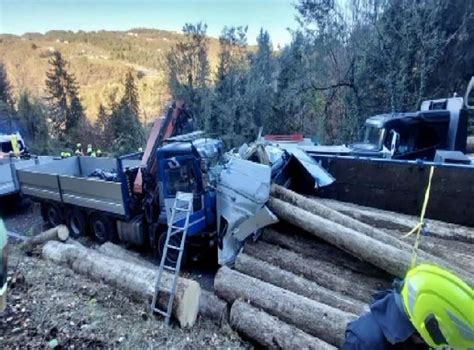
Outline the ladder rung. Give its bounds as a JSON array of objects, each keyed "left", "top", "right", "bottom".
[
  {"left": 152, "top": 308, "right": 169, "bottom": 317},
  {"left": 169, "top": 225, "right": 182, "bottom": 230},
  {"left": 174, "top": 207, "right": 190, "bottom": 212},
  {"left": 163, "top": 265, "right": 176, "bottom": 272},
  {"left": 169, "top": 229, "right": 183, "bottom": 236},
  {"left": 155, "top": 286, "right": 172, "bottom": 294},
  {"left": 166, "top": 244, "right": 183, "bottom": 251}
]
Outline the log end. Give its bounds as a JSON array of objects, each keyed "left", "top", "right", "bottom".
[
  {"left": 177, "top": 280, "right": 201, "bottom": 328},
  {"left": 57, "top": 225, "right": 70, "bottom": 241}
]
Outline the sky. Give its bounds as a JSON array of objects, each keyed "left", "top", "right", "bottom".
[{"left": 0, "top": 0, "right": 299, "bottom": 46}]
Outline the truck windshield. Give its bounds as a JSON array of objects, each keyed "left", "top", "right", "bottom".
[
  {"left": 165, "top": 161, "right": 197, "bottom": 196},
  {"left": 362, "top": 126, "right": 384, "bottom": 149}
]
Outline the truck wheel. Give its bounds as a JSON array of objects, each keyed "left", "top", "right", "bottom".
[
  {"left": 89, "top": 214, "right": 113, "bottom": 243},
  {"left": 66, "top": 209, "right": 87, "bottom": 239},
  {"left": 158, "top": 232, "right": 188, "bottom": 268},
  {"left": 44, "top": 203, "right": 62, "bottom": 228}
]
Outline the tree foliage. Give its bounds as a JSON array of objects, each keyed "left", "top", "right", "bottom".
[
  {"left": 107, "top": 71, "right": 145, "bottom": 155},
  {"left": 166, "top": 23, "right": 211, "bottom": 129},
  {"left": 0, "top": 63, "right": 14, "bottom": 110},
  {"left": 45, "top": 51, "right": 86, "bottom": 144},
  {"left": 16, "top": 90, "right": 49, "bottom": 153}
]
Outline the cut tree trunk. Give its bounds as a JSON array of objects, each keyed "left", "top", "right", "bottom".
[
  {"left": 263, "top": 227, "right": 388, "bottom": 278},
  {"left": 267, "top": 197, "right": 474, "bottom": 286},
  {"left": 244, "top": 241, "right": 386, "bottom": 302},
  {"left": 42, "top": 241, "right": 200, "bottom": 328},
  {"left": 96, "top": 242, "right": 228, "bottom": 324},
  {"left": 230, "top": 300, "right": 337, "bottom": 350},
  {"left": 318, "top": 197, "right": 474, "bottom": 243},
  {"left": 272, "top": 186, "right": 472, "bottom": 273},
  {"left": 198, "top": 290, "right": 229, "bottom": 326},
  {"left": 20, "top": 225, "right": 69, "bottom": 252},
  {"left": 235, "top": 253, "right": 368, "bottom": 315},
  {"left": 215, "top": 266, "right": 356, "bottom": 347},
  {"left": 384, "top": 230, "right": 474, "bottom": 273},
  {"left": 96, "top": 242, "right": 156, "bottom": 269}
]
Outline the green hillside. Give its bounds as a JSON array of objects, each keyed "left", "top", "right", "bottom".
[{"left": 0, "top": 28, "right": 221, "bottom": 121}]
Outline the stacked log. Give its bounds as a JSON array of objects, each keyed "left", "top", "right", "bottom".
[
  {"left": 216, "top": 185, "right": 473, "bottom": 348},
  {"left": 42, "top": 241, "right": 201, "bottom": 328},
  {"left": 95, "top": 242, "right": 228, "bottom": 325}
]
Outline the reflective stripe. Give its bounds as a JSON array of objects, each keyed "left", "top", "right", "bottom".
[
  {"left": 407, "top": 280, "right": 417, "bottom": 315},
  {"left": 447, "top": 310, "right": 474, "bottom": 341}
]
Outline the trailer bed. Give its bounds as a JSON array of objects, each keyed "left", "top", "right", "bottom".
[{"left": 17, "top": 156, "right": 140, "bottom": 217}]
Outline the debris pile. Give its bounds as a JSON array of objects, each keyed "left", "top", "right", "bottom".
[{"left": 211, "top": 185, "right": 474, "bottom": 348}]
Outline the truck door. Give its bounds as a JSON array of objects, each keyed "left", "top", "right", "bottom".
[{"left": 161, "top": 156, "right": 205, "bottom": 234}]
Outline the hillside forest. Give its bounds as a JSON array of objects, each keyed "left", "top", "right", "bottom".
[{"left": 0, "top": 0, "right": 473, "bottom": 155}]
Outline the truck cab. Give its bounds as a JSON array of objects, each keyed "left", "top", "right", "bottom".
[
  {"left": 352, "top": 96, "right": 469, "bottom": 161},
  {"left": 150, "top": 136, "right": 224, "bottom": 264}
]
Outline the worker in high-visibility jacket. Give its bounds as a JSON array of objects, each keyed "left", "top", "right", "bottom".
[
  {"left": 75, "top": 143, "right": 83, "bottom": 156},
  {"left": 342, "top": 264, "right": 474, "bottom": 350}
]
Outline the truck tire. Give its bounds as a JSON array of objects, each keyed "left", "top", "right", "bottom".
[
  {"left": 43, "top": 203, "right": 63, "bottom": 228},
  {"left": 66, "top": 209, "right": 87, "bottom": 239},
  {"left": 89, "top": 214, "right": 113, "bottom": 243},
  {"left": 158, "top": 232, "right": 188, "bottom": 268}
]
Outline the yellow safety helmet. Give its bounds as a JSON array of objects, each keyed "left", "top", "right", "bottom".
[{"left": 401, "top": 264, "right": 474, "bottom": 349}]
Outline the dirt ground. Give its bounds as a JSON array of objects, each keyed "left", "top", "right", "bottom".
[{"left": 0, "top": 204, "right": 250, "bottom": 349}]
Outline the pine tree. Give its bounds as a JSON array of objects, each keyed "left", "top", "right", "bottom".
[
  {"left": 109, "top": 71, "right": 144, "bottom": 155},
  {"left": 0, "top": 63, "right": 13, "bottom": 108},
  {"left": 17, "top": 90, "right": 49, "bottom": 152},
  {"left": 45, "top": 50, "right": 85, "bottom": 143},
  {"left": 246, "top": 29, "right": 278, "bottom": 132},
  {"left": 212, "top": 26, "right": 253, "bottom": 147},
  {"left": 167, "top": 22, "right": 211, "bottom": 129}
]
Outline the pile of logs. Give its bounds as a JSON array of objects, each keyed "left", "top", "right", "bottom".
[
  {"left": 213, "top": 185, "right": 474, "bottom": 349},
  {"left": 25, "top": 184, "right": 473, "bottom": 348}
]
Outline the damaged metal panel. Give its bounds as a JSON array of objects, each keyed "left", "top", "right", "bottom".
[
  {"left": 276, "top": 144, "right": 335, "bottom": 189},
  {"left": 216, "top": 157, "right": 278, "bottom": 266}
]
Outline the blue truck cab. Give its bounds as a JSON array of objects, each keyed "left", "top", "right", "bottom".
[{"left": 151, "top": 137, "right": 224, "bottom": 263}]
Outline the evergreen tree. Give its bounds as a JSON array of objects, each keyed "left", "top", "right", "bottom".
[
  {"left": 246, "top": 29, "right": 278, "bottom": 133},
  {"left": 0, "top": 63, "right": 13, "bottom": 109},
  {"left": 109, "top": 71, "right": 144, "bottom": 154},
  {"left": 16, "top": 90, "right": 49, "bottom": 152},
  {"left": 45, "top": 50, "right": 85, "bottom": 143},
  {"left": 166, "top": 22, "right": 211, "bottom": 129},
  {"left": 212, "top": 26, "right": 253, "bottom": 147}
]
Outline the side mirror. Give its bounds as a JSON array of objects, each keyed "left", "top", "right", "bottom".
[{"left": 465, "top": 77, "right": 474, "bottom": 110}]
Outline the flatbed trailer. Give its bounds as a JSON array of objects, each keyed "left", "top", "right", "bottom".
[
  {"left": 0, "top": 156, "right": 55, "bottom": 198},
  {"left": 17, "top": 155, "right": 142, "bottom": 242}
]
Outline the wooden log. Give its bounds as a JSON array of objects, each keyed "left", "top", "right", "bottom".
[
  {"left": 215, "top": 266, "right": 356, "bottom": 347},
  {"left": 96, "top": 243, "right": 227, "bottom": 323},
  {"left": 267, "top": 197, "right": 474, "bottom": 286},
  {"left": 96, "top": 242, "right": 156, "bottom": 269},
  {"left": 273, "top": 186, "right": 472, "bottom": 273},
  {"left": 230, "top": 300, "right": 336, "bottom": 350},
  {"left": 96, "top": 242, "right": 228, "bottom": 324},
  {"left": 384, "top": 229, "right": 474, "bottom": 272},
  {"left": 235, "top": 253, "right": 368, "bottom": 315},
  {"left": 263, "top": 227, "right": 388, "bottom": 278},
  {"left": 318, "top": 197, "right": 474, "bottom": 243},
  {"left": 20, "top": 225, "right": 69, "bottom": 252},
  {"left": 199, "top": 290, "right": 229, "bottom": 326},
  {"left": 244, "top": 241, "right": 386, "bottom": 302},
  {"left": 42, "top": 241, "right": 200, "bottom": 328}
]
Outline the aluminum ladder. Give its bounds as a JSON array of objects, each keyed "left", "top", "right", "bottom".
[{"left": 150, "top": 191, "right": 193, "bottom": 324}]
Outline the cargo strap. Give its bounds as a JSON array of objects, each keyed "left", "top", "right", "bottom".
[{"left": 402, "top": 166, "right": 435, "bottom": 267}]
